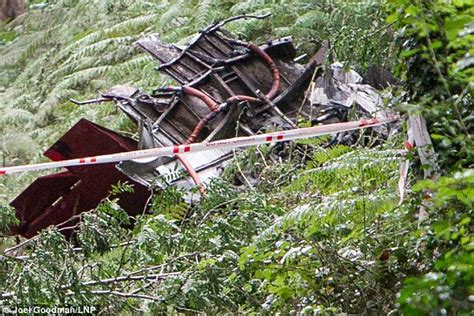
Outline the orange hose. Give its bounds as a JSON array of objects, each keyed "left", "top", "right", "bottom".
[
  {"left": 246, "top": 42, "right": 281, "bottom": 100},
  {"left": 228, "top": 40, "right": 281, "bottom": 100},
  {"left": 182, "top": 86, "right": 219, "bottom": 112},
  {"left": 176, "top": 154, "right": 205, "bottom": 194},
  {"left": 184, "top": 111, "right": 216, "bottom": 144}
]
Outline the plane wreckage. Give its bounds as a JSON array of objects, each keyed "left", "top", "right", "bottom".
[{"left": 9, "top": 15, "right": 397, "bottom": 238}]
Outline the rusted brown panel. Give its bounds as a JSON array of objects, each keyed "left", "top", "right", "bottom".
[
  {"left": 10, "top": 172, "right": 79, "bottom": 228},
  {"left": 210, "top": 31, "right": 235, "bottom": 51},
  {"left": 10, "top": 119, "right": 151, "bottom": 238},
  {"left": 159, "top": 33, "right": 233, "bottom": 83},
  {"left": 136, "top": 37, "right": 181, "bottom": 64},
  {"left": 138, "top": 32, "right": 297, "bottom": 87},
  {"left": 188, "top": 45, "right": 220, "bottom": 62},
  {"left": 168, "top": 59, "right": 203, "bottom": 82},
  {"left": 200, "top": 35, "right": 231, "bottom": 58}
]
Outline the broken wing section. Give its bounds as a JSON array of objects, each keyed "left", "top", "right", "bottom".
[{"left": 10, "top": 119, "right": 151, "bottom": 238}]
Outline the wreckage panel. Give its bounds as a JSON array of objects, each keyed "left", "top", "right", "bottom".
[
  {"left": 198, "top": 34, "right": 231, "bottom": 59},
  {"left": 10, "top": 119, "right": 151, "bottom": 238},
  {"left": 136, "top": 36, "right": 181, "bottom": 64},
  {"left": 138, "top": 31, "right": 295, "bottom": 86},
  {"left": 234, "top": 62, "right": 276, "bottom": 96},
  {"left": 23, "top": 184, "right": 88, "bottom": 239},
  {"left": 153, "top": 56, "right": 299, "bottom": 142},
  {"left": 9, "top": 172, "right": 79, "bottom": 235},
  {"left": 135, "top": 29, "right": 309, "bottom": 144},
  {"left": 19, "top": 173, "right": 152, "bottom": 239},
  {"left": 44, "top": 119, "right": 138, "bottom": 161},
  {"left": 118, "top": 29, "right": 335, "bottom": 191},
  {"left": 167, "top": 59, "right": 205, "bottom": 83}
]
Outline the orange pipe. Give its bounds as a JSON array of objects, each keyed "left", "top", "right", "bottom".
[
  {"left": 182, "top": 86, "right": 219, "bottom": 112},
  {"left": 181, "top": 41, "right": 284, "bottom": 147},
  {"left": 184, "top": 112, "right": 216, "bottom": 145},
  {"left": 176, "top": 154, "right": 205, "bottom": 194},
  {"left": 246, "top": 42, "right": 281, "bottom": 100},
  {"left": 228, "top": 40, "right": 281, "bottom": 100}
]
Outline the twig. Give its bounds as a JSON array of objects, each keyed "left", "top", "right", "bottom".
[
  {"left": 360, "top": 22, "right": 395, "bottom": 41},
  {"left": 129, "top": 281, "right": 156, "bottom": 295},
  {"left": 3, "top": 235, "right": 40, "bottom": 255},
  {"left": 71, "top": 272, "right": 180, "bottom": 288},
  {"left": 0, "top": 253, "right": 27, "bottom": 262},
  {"left": 78, "top": 262, "right": 99, "bottom": 279},
  {"left": 297, "top": 66, "right": 321, "bottom": 119},
  {"left": 1, "top": 292, "right": 14, "bottom": 300},
  {"left": 72, "top": 241, "right": 134, "bottom": 253},
  {"left": 233, "top": 112, "right": 255, "bottom": 190},
  {"left": 256, "top": 146, "right": 269, "bottom": 168},
  {"left": 173, "top": 305, "right": 204, "bottom": 314},
  {"left": 1, "top": 272, "right": 180, "bottom": 300},
  {"left": 233, "top": 148, "right": 255, "bottom": 190},
  {"left": 198, "top": 197, "right": 242, "bottom": 225},
  {"left": 4, "top": 214, "right": 83, "bottom": 255},
  {"left": 77, "top": 290, "right": 162, "bottom": 301}
]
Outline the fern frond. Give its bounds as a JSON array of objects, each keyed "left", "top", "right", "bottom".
[
  {"left": 159, "top": 2, "right": 186, "bottom": 31},
  {"left": 107, "top": 54, "right": 154, "bottom": 81},
  {"left": 255, "top": 189, "right": 398, "bottom": 243},
  {"left": 0, "top": 132, "right": 39, "bottom": 162},
  {"left": 0, "top": 108, "right": 35, "bottom": 126},
  {"left": 103, "top": 13, "right": 158, "bottom": 37},
  {"left": 193, "top": 0, "right": 221, "bottom": 29},
  {"left": 229, "top": 0, "right": 266, "bottom": 15}
]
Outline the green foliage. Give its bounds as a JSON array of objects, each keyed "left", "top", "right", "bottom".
[
  {"left": 3, "top": 0, "right": 471, "bottom": 314},
  {"left": 386, "top": 1, "right": 474, "bottom": 313},
  {"left": 0, "top": 205, "right": 18, "bottom": 235},
  {"left": 386, "top": 0, "right": 473, "bottom": 170},
  {"left": 397, "top": 170, "right": 474, "bottom": 314},
  {"left": 0, "top": 140, "right": 410, "bottom": 313},
  {"left": 78, "top": 198, "right": 130, "bottom": 257},
  {"left": 237, "top": 144, "right": 406, "bottom": 313},
  {"left": 227, "top": 0, "right": 394, "bottom": 69}
]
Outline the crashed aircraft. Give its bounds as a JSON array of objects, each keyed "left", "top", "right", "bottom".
[{"left": 9, "top": 15, "right": 395, "bottom": 238}]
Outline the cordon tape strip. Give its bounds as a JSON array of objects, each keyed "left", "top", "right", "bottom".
[{"left": 0, "top": 116, "right": 400, "bottom": 176}]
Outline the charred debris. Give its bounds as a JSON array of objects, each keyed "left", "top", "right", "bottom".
[{"left": 10, "top": 15, "right": 398, "bottom": 238}]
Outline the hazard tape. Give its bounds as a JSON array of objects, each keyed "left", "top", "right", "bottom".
[{"left": 0, "top": 116, "right": 400, "bottom": 176}]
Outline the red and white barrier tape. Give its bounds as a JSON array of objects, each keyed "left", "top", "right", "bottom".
[{"left": 0, "top": 116, "right": 400, "bottom": 176}]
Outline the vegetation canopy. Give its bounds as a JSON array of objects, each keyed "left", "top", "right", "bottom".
[{"left": 0, "top": 0, "right": 472, "bottom": 314}]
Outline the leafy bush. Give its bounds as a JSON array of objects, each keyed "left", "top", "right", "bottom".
[
  {"left": 386, "top": 0, "right": 473, "bottom": 171},
  {"left": 398, "top": 170, "right": 474, "bottom": 314},
  {"left": 386, "top": 0, "right": 474, "bottom": 313}
]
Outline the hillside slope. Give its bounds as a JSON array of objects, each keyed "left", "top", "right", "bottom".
[{"left": 0, "top": 0, "right": 472, "bottom": 314}]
